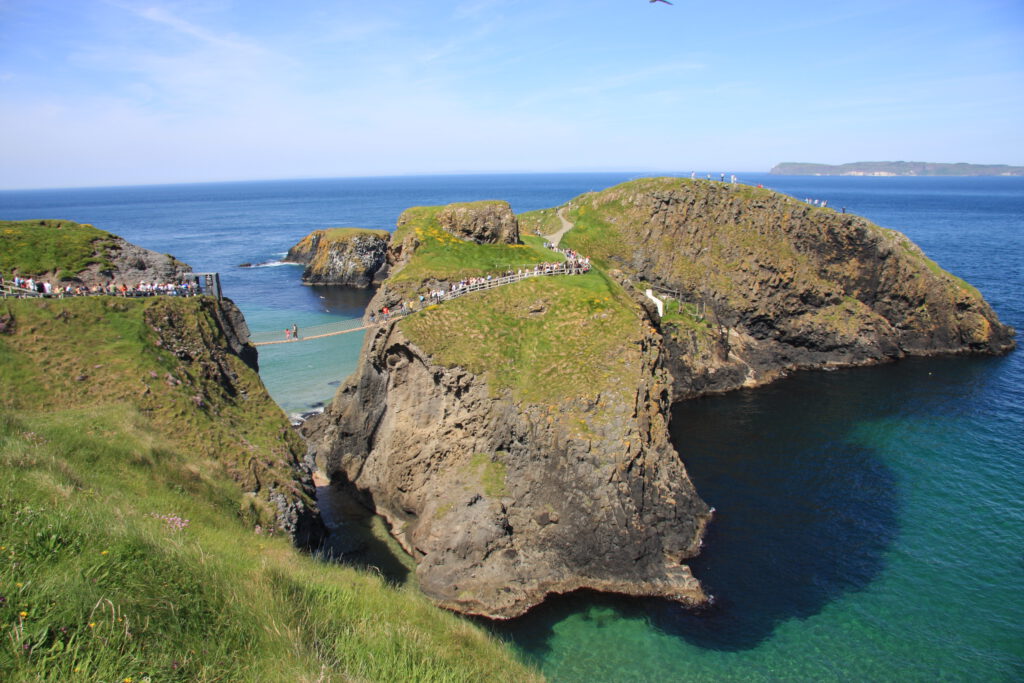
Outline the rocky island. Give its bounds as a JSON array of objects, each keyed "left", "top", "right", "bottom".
[
  {"left": 285, "top": 227, "right": 390, "bottom": 287},
  {"left": 304, "top": 199, "right": 712, "bottom": 618},
  {"left": 305, "top": 178, "right": 1014, "bottom": 620}
]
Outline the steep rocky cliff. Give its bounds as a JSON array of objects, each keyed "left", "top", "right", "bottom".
[
  {"left": 304, "top": 205, "right": 711, "bottom": 619},
  {"left": 286, "top": 228, "right": 390, "bottom": 287},
  {"left": 555, "top": 178, "right": 1015, "bottom": 398}
]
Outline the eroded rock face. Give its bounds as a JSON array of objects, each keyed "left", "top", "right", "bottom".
[
  {"left": 303, "top": 322, "right": 711, "bottom": 619},
  {"left": 562, "top": 180, "right": 1016, "bottom": 399},
  {"left": 286, "top": 229, "right": 390, "bottom": 287},
  {"left": 437, "top": 201, "right": 520, "bottom": 244}
]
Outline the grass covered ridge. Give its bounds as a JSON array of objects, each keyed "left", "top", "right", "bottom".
[
  {"left": 517, "top": 208, "right": 562, "bottom": 237},
  {"left": 398, "top": 269, "right": 645, "bottom": 408},
  {"left": 390, "top": 205, "right": 554, "bottom": 285},
  {"left": 0, "top": 296, "right": 540, "bottom": 681},
  {"left": 0, "top": 220, "right": 118, "bottom": 281}
]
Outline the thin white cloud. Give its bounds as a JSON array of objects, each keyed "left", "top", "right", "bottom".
[{"left": 110, "top": 1, "right": 264, "bottom": 54}]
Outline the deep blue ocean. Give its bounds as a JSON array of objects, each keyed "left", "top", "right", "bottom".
[{"left": 2, "top": 172, "right": 1021, "bottom": 681}]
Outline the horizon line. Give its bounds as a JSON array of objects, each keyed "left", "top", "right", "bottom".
[{"left": 0, "top": 168, "right": 769, "bottom": 193}]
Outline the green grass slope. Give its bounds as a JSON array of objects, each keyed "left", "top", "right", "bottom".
[
  {"left": 382, "top": 203, "right": 651, "bottom": 416},
  {"left": 399, "top": 269, "right": 644, "bottom": 408},
  {"left": 0, "top": 296, "right": 540, "bottom": 682},
  {"left": 390, "top": 206, "right": 555, "bottom": 284},
  {"left": 0, "top": 220, "right": 118, "bottom": 280}
]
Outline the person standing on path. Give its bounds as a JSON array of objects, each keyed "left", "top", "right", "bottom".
[{"left": 292, "top": 323, "right": 299, "bottom": 340}]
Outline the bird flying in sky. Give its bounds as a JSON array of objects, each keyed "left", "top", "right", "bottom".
[{"left": 650, "top": 0, "right": 673, "bottom": 5}]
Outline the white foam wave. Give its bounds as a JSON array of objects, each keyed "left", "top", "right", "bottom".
[{"left": 252, "top": 260, "right": 298, "bottom": 268}]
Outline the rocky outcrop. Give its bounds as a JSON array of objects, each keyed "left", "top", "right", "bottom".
[
  {"left": 437, "top": 201, "right": 520, "bottom": 244},
  {"left": 102, "top": 236, "right": 193, "bottom": 285},
  {"left": 362, "top": 201, "right": 521, "bottom": 320},
  {"left": 0, "top": 219, "right": 193, "bottom": 286},
  {"left": 286, "top": 229, "right": 390, "bottom": 287},
  {"left": 559, "top": 178, "right": 1015, "bottom": 399},
  {"left": 303, "top": 317, "right": 711, "bottom": 619}
]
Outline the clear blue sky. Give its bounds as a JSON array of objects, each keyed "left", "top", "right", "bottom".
[{"left": 2, "top": 0, "right": 1022, "bottom": 189}]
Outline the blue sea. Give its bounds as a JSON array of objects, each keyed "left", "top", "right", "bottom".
[{"left": 2, "top": 172, "right": 1021, "bottom": 681}]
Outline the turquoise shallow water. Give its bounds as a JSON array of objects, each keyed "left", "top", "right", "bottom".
[
  {"left": 495, "top": 356, "right": 1023, "bottom": 681},
  {"left": 2, "top": 173, "right": 1021, "bottom": 680}
]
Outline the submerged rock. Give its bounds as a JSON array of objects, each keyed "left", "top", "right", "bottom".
[{"left": 286, "top": 228, "right": 390, "bottom": 287}]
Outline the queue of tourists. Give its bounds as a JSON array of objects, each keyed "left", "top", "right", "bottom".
[
  {"left": 1, "top": 273, "right": 202, "bottom": 299},
  {"left": 369, "top": 247, "right": 592, "bottom": 325}
]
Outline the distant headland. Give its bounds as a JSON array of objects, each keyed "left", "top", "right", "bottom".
[{"left": 771, "top": 161, "right": 1024, "bottom": 176}]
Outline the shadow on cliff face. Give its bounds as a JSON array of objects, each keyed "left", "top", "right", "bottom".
[
  {"left": 492, "top": 356, "right": 1000, "bottom": 654},
  {"left": 314, "top": 481, "right": 413, "bottom": 585}
]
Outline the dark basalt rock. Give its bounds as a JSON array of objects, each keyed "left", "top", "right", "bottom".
[{"left": 286, "top": 229, "right": 390, "bottom": 287}]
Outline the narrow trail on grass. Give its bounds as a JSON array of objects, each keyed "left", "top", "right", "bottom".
[{"left": 544, "top": 208, "right": 575, "bottom": 247}]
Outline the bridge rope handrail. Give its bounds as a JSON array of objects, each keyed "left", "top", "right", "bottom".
[
  {"left": 1, "top": 282, "right": 44, "bottom": 298},
  {"left": 1, "top": 277, "right": 215, "bottom": 299}
]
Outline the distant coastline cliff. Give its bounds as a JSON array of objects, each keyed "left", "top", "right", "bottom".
[{"left": 771, "top": 161, "right": 1024, "bottom": 176}]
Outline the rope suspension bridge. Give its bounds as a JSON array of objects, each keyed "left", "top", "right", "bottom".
[{"left": 249, "top": 261, "right": 591, "bottom": 347}]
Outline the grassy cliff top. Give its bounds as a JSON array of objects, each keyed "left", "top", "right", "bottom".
[
  {"left": 517, "top": 207, "right": 563, "bottom": 237},
  {"left": 558, "top": 176, "right": 981, "bottom": 304},
  {"left": 0, "top": 295, "right": 540, "bottom": 681},
  {"left": 399, "top": 268, "right": 646, "bottom": 409},
  {"left": 389, "top": 205, "right": 555, "bottom": 285},
  {"left": 387, "top": 200, "right": 653, "bottom": 411},
  {"left": 0, "top": 219, "right": 118, "bottom": 279}
]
